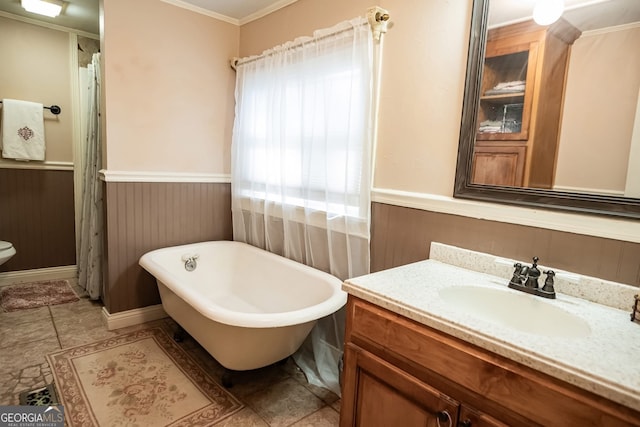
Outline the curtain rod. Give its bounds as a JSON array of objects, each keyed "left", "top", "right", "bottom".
[
  {"left": 230, "top": 6, "right": 390, "bottom": 70},
  {"left": 0, "top": 100, "right": 61, "bottom": 115}
]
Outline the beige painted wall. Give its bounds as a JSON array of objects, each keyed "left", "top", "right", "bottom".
[
  {"left": 555, "top": 26, "right": 640, "bottom": 193},
  {"left": 239, "top": 0, "right": 369, "bottom": 56},
  {"left": 102, "top": 0, "right": 238, "bottom": 173},
  {"left": 0, "top": 16, "right": 73, "bottom": 164},
  {"left": 99, "top": 0, "right": 638, "bottom": 244},
  {"left": 240, "top": 0, "right": 472, "bottom": 196}
]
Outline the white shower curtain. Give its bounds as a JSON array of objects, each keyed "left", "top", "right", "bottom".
[
  {"left": 231, "top": 18, "right": 374, "bottom": 395},
  {"left": 78, "top": 53, "right": 103, "bottom": 300}
]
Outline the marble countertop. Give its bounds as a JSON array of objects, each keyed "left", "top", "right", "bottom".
[{"left": 343, "top": 249, "right": 640, "bottom": 412}]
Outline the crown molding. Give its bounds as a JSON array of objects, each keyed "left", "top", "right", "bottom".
[
  {"left": 239, "top": 0, "right": 300, "bottom": 25},
  {"left": 0, "top": 10, "right": 98, "bottom": 38},
  {"left": 159, "top": 0, "right": 300, "bottom": 26},
  {"left": 159, "top": 0, "right": 239, "bottom": 25}
]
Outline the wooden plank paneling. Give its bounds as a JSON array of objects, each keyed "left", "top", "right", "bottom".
[
  {"left": 371, "top": 202, "right": 640, "bottom": 287},
  {"left": 102, "top": 194, "right": 638, "bottom": 314},
  {"left": 0, "top": 168, "right": 75, "bottom": 272},
  {"left": 103, "top": 181, "right": 232, "bottom": 314}
]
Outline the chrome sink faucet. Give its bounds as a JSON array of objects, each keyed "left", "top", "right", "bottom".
[{"left": 508, "top": 257, "right": 556, "bottom": 299}]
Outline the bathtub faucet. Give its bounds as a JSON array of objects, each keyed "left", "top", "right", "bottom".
[{"left": 181, "top": 253, "right": 199, "bottom": 272}]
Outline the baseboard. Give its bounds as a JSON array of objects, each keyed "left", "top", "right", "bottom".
[
  {"left": 102, "top": 304, "right": 168, "bottom": 331},
  {"left": 0, "top": 265, "right": 77, "bottom": 287}
]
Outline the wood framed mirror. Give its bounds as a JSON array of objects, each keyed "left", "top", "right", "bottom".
[{"left": 454, "top": 0, "right": 640, "bottom": 219}]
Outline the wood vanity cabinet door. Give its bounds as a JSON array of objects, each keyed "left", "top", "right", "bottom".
[{"left": 340, "top": 342, "right": 460, "bottom": 427}]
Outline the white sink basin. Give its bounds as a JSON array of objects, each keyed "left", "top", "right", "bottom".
[{"left": 438, "top": 286, "right": 591, "bottom": 338}]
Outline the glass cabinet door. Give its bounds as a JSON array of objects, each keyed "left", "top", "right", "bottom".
[{"left": 476, "top": 41, "right": 538, "bottom": 141}]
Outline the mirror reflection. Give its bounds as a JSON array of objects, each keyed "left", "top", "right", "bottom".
[{"left": 471, "top": 0, "right": 640, "bottom": 199}]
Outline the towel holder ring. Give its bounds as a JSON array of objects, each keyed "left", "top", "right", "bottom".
[{"left": 46, "top": 105, "right": 61, "bottom": 115}]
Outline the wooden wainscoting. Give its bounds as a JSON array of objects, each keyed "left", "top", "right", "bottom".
[
  {"left": 0, "top": 168, "right": 76, "bottom": 272},
  {"left": 371, "top": 202, "right": 640, "bottom": 287},
  {"left": 103, "top": 181, "right": 232, "bottom": 314}
]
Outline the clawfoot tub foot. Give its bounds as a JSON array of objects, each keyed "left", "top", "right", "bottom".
[
  {"left": 173, "top": 326, "right": 186, "bottom": 343},
  {"left": 221, "top": 370, "right": 234, "bottom": 388}
]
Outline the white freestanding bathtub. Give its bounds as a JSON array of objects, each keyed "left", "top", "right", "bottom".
[{"left": 139, "top": 241, "right": 347, "bottom": 372}]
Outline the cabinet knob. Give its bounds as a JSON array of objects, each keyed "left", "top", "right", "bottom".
[
  {"left": 459, "top": 420, "right": 472, "bottom": 427},
  {"left": 436, "top": 410, "right": 452, "bottom": 427}
]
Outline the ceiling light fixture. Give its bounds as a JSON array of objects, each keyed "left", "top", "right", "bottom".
[
  {"left": 533, "top": 0, "right": 564, "bottom": 26},
  {"left": 21, "top": 0, "right": 64, "bottom": 18}
]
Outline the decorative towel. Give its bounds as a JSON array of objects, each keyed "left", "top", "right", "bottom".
[
  {"left": 484, "top": 80, "right": 526, "bottom": 96},
  {"left": 1, "top": 98, "right": 46, "bottom": 161}
]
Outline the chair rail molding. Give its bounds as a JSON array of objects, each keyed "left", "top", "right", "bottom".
[
  {"left": 100, "top": 170, "right": 231, "bottom": 183},
  {"left": 371, "top": 188, "right": 640, "bottom": 244}
]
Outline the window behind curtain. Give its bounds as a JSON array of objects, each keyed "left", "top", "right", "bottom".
[{"left": 232, "top": 20, "right": 373, "bottom": 220}]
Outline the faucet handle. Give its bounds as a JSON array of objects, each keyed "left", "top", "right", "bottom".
[
  {"left": 181, "top": 253, "right": 199, "bottom": 262},
  {"left": 510, "top": 263, "right": 523, "bottom": 285},
  {"left": 542, "top": 270, "right": 556, "bottom": 294},
  {"left": 512, "top": 262, "right": 522, "bottom": 274}
]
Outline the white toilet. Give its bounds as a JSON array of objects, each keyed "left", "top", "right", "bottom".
[{"left": 0, "top": 241, "right": 16, "bottom": 266}]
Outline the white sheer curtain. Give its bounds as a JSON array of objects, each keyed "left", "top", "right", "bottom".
[
  {"left": 231, "top": 17, "right": 374, "bottom": 394},
  {"left": 78, "top": 53, "right": 103, "bottom": 300}
]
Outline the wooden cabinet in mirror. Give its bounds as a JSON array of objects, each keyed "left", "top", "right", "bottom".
[{"left": 454, "top": 0, "right": 640, "bottom": 219}]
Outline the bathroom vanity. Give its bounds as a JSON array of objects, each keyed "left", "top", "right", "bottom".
[{"left": 339, "top": 244, "right": 640, "bottom": 426}]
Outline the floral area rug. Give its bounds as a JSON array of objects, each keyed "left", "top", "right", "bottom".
[
  {"left": 0, "top": 280, "right": 79, "bottom": 312},
  {"left": 47, "top": 327, "right": 243, "bottom": 426}
]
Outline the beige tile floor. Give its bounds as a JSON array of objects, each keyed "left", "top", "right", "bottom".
[{"left": 0, "top": 280, "right": 341, "bottom": 426}]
